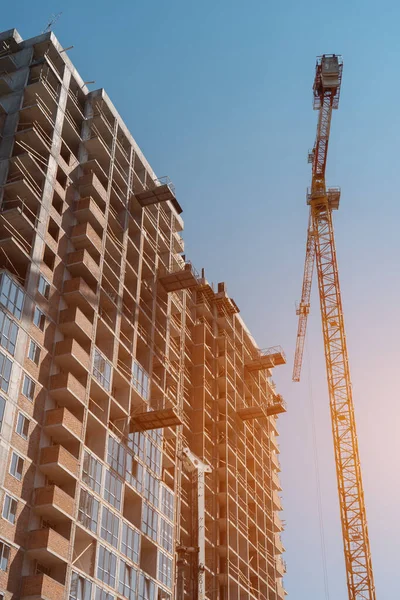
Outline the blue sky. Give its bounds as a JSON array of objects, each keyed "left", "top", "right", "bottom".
[{"left": 3, "top": 1, "right": 400, "bottom": 597}]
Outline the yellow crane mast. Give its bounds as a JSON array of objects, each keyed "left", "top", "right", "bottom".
[{"left": 293, "top": 55, "right": 376, "bottom": 600}]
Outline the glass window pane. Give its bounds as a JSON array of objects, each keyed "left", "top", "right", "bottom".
[
  {"left": 104, "top": 470, "right": 122, "bottom": 510},
  {"left": 0, "top": 274, "right": 24, "bottom": 319},
  {"left": 78, "top": 488, "right": 99, "bottom": 533},
  {"left": 0, "top": 396, "right": 5, "bottom": 432},
  {"left": 97, "top": 545, "right": 117, "bottom": 588},
  {"left": 82, "top": 451, "right": 103, "bottom": 494},
  {"left": 0, "top": 352, "right": 12, "bottom": 393}
]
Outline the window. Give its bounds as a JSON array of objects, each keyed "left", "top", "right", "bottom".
[
  {"left": 104, "top": 470, "right": 122, "bottom": 510},
  {"left": 38, "top": 275, "right": 50, "bottom": 299},
  {"left": 0, "top": 541, "right": 10, "bottom": 571},
  {"left": 33, "top": 307, "right": 45, "bottom": 331},
  {"left": 142, "top": 502, "right": 158, "bottom": 541},
  {"left": 107, "top": 436, "right": 126, "bottom": 476},
  {"left": 22, "top": 374, "right": 35, "bottom": 401},
  {"left": 128, "top": 431, "right": 145, "bottom": 461},
  {"left": 93, "top": 349, "right": 111, "bottom": 391},
  {"left": 28, "top": 339, "right": 41, "bottom": 364},
  {"left": 0, "top": 273, "right": 24, "bottom": 319},
  {"left": 145, "top": 440, "right": 161, "bottom": 476},
  {"left": 78, "top": 488, "right": 99, "bottom": 533},
  {"left": 0, "top": 311, "right": 18, "bottom": 355},
  {"left": 0, "top": 396, "right": 5, "bottom": 432},
  {"left": 121, "top": 522, "right": 140, "bottom": 564},
  {"left": 10, "top": 452, "right": 24, "bottom": 481},
  {"left": 158, "top": 552, "right": 172, "bottom": 589},
  {"left": 101, "top": 507, "right": 119, "bottom": 548},
  {"left": 16, "top": 412, "right": 30, "bottom": 439},
  {"left": 148, "top": 428, "right": 162, "bottom": 446},
  {"left": 132, "top": 360, "right": 149, "bottom": 400},
  {"left": 159, "top": 518, "right": 173, "bottom": 554},
  {"left": 69, "top": 571, "right": 92, "bottom": 600},
  {"left": 82, "top": 451, "right": 103, "bottom": 495},
  {"left": 119, "top": 560, "right": 137, "bottom": 600},
  {"left": 2, "top": 494, "right": 17, "bottom": 524},
  {"left": 138, "top": 574, "right": 155, "bottom": 600},
  {"left": 95, "top": 587, "right": 115, "bottom": 600},
  {"left": 0, "top": 352, "right": 12, "bottom": 393},
  {"left": 144, "top": 470, "right": 159, "bottom": 507},
  {"left": 97, "top": 545, "right": 117, "bottom": 588},
  {"left": 161, "top": 487, "right": 174, "bottom": 522},
  {"left": 126, "top": 454, "right": 143, "bottom": 493}
]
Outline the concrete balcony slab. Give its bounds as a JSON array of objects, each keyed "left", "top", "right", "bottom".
[
  {"left": 34, "top": 485, "right": 74, "bottom": 522},
  {"left": 39, "top": 444, "right": 79, "bottom": 484}
]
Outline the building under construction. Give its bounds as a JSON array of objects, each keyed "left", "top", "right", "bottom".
[{"left": 0, "top": 28, "right": 286, "bottom": 600}]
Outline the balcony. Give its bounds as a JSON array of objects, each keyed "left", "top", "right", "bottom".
[
  {"left": 59, "top": 306, "right": 93, "bottom": 345},
  {"left": 275, "top": 556, "right": 286, "bottom": 577},
  {"left": 39, "top": 445, "right": 79, "bottom": 484},
  {"left": 49, "top": 372, "right": 87, "bottom": 413},
  {"left": 173, "top": 231, "right": 184, "bottom": 253},
  {"left": 272, "top": 470, "right": 281, "bottom": 491},
  {"left": 0, "top": 199, "right": 37, "bottom": 244},
  {"left": 272, "top": 490, "right": 283, "bottom": 510},
  {"left": 80, "top": 159, "right": 108, "bottom": 190},
  {"left": 213, "top": 289, "right": 239, "bottom": 317},
  {"left": 275, "top": 534, "right": 285, "bottom": 555},
  {"left": 54, "top": 338, "right": 90, "bottom": 378},
  {"left": 34, "top": 485, "right": 74, "bottom": 522},
  {"left": 91, "top": 109, "right": 114, "bottom": 141},
  {"left": 84, "top": 129, "right": 112, "bottom": 171},
  {"left": 0, "top": 233, "right": 31, "bottom": 280},
  {"left": 67, "top": 249, "right": 100, "bottom": 288},
  {"left": 24, "top": 75, "right": 59, "bottom": 110},
  {"left": 270, "top": 433, "right": 279, "bottom": 454},
  {"left": 0, "top": 52, "right": 18, "bottom": 74},
  {"left": 74, "top": 196, "right": 106, "bottom": 236},
  {"left": 70, "top": 221, "right": 102, "bottom": 260},
  {"left": 21, "top": 574, "right": 64, "bottom": 600},
  {"left": 18, "top": 101, "right": 55, "bottom": 132},
  {"left": 271, "top": 452, "right": 281, "bottom": 472},
  {"left": 158, "top": 262, "right": 198, "bottom": 293},
  {"left": 63, "top": 109, "right": 83, "bottom": 146},
  {"left": 78, "top": 172, "right": 107, "bottom": 211},
  {"left": 44, "top": 407, "right": 83, "bottom": 443},
  {"left": 273, "top": 511, "right": 284, "bottom": 533},
  {"left": 63, "top": 277, "right": 98, "bottom": 317},
  {"left": 2, "top": 173, "right": 42, "bottom": 211},
  {"left": 245, "top": 346, "right": 286, "bottom": 372},
  {"left": 276, "top": 581, "right": 286, "bottom": 598},
  {"left": 0, "top": 74, "right": 13, "bottom": 95},
  {"left": 273, "top": 490, "right": 283, "bottom": 511},
  {"left": 15, "top": 122, "right": 53, "bottom": 154},
  {"left": 27, "top": 528, "right": 69, "bottom": 566}
]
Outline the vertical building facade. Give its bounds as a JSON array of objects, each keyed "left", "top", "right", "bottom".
[{"left": 0, "top": 28, "right": 286, "bottom": 600}]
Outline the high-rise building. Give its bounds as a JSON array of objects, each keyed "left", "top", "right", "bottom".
[{"left": 0, "top": 28, "right": 286, "bottom": 600}]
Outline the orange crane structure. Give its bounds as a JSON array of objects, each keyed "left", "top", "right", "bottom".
[{"left": 293, "top": 55, "right": 376, "bottom": 600}]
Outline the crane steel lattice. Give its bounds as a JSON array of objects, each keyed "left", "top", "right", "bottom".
[{"left": 293, "top": 55, "right": 376, "bottom": 600}]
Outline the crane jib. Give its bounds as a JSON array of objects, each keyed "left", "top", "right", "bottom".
[{"left": 293, "top": 55, "right": 376, "bottom": 600}]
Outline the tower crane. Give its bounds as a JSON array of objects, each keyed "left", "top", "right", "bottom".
[{"left": 293, "top": 55, "right": 376, "bottom": 600}]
